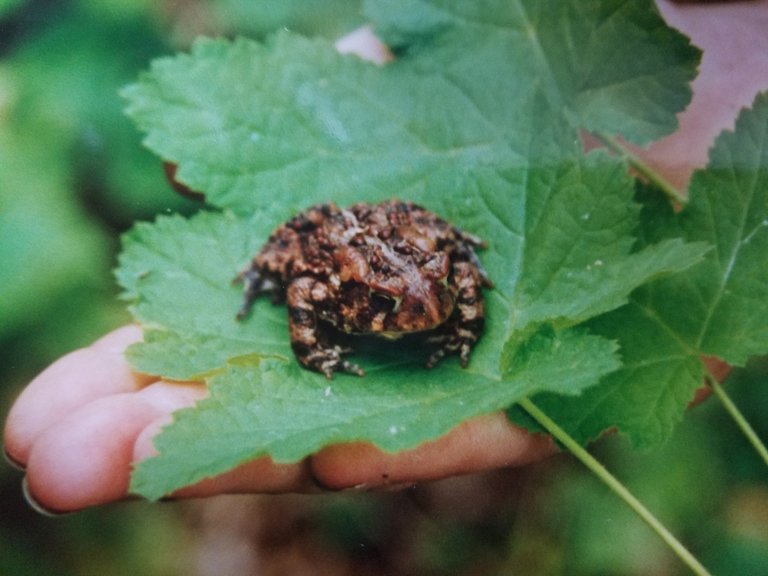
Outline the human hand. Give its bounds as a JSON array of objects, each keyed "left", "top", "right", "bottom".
[{"left": 3, "top": 325, "right": 555, "bottom": 513}]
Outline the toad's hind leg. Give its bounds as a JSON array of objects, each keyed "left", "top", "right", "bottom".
[
  {"left": 287, "top": 276, "right": 364, "bottom": 379},
  {"left": 426, "top": 261, "right": 485, "bottom": 368}
]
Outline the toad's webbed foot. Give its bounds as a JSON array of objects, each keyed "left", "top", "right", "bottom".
[
  {"left": 295, "top": 343, "right": 365, "bottom": 379},
  {"left": 425, "top": 324, "right": 480, "bottom": 369}
]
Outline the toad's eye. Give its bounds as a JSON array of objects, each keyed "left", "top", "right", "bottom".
[{"left": 370, "top": 292, "right": 401, "bottom": 313}]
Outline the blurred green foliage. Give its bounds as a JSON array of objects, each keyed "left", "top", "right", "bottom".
[
  {"left": 1, "top": 1, "right": 766, "bottom": 575},
  {"left": 0, "top": 2, "right": 196, "bottom": 574},
  {"left": 0, "top": 0, "right": 22, "bottom": 19},
  {"left": 0, "top": 0, "right": 193, "bottom": 362}
]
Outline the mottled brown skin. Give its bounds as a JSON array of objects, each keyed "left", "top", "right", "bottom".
[{"left": 236, "top": 200, "right": 492, "bottom": 378}]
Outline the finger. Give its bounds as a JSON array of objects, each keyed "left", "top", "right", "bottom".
[
  {"left": 132, "top": 418, "right": 315, "bottom": 498},
  {"left": 167, "top": 457, "right": 314, "bottom": 498},
  {"left": 310, "top": 412, "right": 555, "bottom": 490},
  {"left": 4, "top": 325, "right": 152, "bottom": 466},
  {"left": 23, "top": 380, "right": 204, "bottom": 513}
]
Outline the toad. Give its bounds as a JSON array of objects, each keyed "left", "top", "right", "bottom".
[{"left": 236, "top": 200, "right": 492, "bottom": 378}]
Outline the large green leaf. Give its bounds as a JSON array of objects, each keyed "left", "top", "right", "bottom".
[{"left": 118, "top": 1, "right": 708, "bottom": 498}]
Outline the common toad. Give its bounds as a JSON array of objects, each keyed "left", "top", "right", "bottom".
[{"left": 236, "top": 200, "right": 492, "bottom": 378}]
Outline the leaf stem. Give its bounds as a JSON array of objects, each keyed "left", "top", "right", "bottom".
[
  {"left": 595, "top": 131, "right": 689, "bottom": 206},
  {"left": 519, "top": 398, "right": 713, "bottom": 576},
  {"left": 706, "top": 374, "right": 768, "bottom": 468}
]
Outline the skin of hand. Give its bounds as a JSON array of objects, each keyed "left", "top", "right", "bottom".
[{"left": 3, "top": 1, "right": 762, "bottom": 513}]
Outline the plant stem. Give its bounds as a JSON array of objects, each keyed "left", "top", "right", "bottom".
[
  {"left": 707, "top": 375, "right": 768, "bottom": 467},
  {"left": 596, "top": 131, "right": 689, "bottom": 206},
  {"left": 519, "top": 398, "right": 713, "bottom": 576}
]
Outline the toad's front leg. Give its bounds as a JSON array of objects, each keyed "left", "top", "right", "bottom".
[{"left": 287, "top": 276, "right": 365, "bottom": 379}]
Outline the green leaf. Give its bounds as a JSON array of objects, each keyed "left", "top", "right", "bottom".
[
  {"left": 524, "top": 93, "right": 768, "bottom": 448},
  {"left": 364, "top": 0, "right": 700, "bottom": 145},
  {"left": 513, "top": 301, "right": 705, "bottom": 448},
  {"left": 122, "top": 33, "right": 527, "bottom": 215},
  {"left": 116, "top": 210, "right": 289, "bottom": 380},
  {"left": 644, "top": 92, "right": 768, "bottom": 365},
  {"left": 118, "top": 4, "right": 706, "bottom": 497},
  {"left": 133, "top": 328, "right": 619, "bottom": 500},
  {"left": 504, "top": 151, "right": 709, "bottom": 334},
  {"left": 117, "top": 153, "right": 702, "bottom": 499}
]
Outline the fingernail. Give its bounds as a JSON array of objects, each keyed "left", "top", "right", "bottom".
[
  {"left": 3, "top": 445, "right": 26, "bottom": 472},
  {"left": 22, "top": 477, "right": 72, "bottom": 517}
]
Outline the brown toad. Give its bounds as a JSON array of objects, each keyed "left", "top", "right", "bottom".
[{"left": 236, "top": 200, "right": 492, "bottom": 378}]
